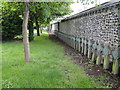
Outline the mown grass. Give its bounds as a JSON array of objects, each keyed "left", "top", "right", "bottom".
[
  {"left": 1, "top": 31, "right": 105, "bottom": 88},
  {"left": 0, "top": 41, "right": 2, "bottom": 89}
]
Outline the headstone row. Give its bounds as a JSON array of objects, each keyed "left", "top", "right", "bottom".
[
  {"left": 56, "top": 31, "right": 119, "bottom": 74},
  {"left": 53, "top": 2, "right": 120, "bottom": 75}
]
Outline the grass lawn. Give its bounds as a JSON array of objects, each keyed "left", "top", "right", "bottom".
[{"left": 1, "top": 31, "right": 105, "bottom": 88}]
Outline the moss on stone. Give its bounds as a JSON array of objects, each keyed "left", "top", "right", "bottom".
[
  {"left": 96, "top": 56, "right": 101, "bottom": 65},
  {"left": 112, "top": 60, "right": 119, "bottom": 75},
  {"left": 103, "top": 56, "right": 109, "bottom": 69},
  {"left": 92, "top": 53, "right": 95, "bottom": 62}
]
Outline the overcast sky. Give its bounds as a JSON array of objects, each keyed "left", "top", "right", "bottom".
[{"left": 70, "top": 0, "right": 110, "bottom": 14}]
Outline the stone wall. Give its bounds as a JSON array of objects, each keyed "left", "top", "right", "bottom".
[
  {"left": 52, "top": 1, "right": 120, "bottom": 74},
  {"left": 59, "top": 2, "right": 120, "bottom": 47}
]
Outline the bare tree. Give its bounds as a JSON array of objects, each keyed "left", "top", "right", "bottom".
[{"left": 22, "top": 1, "right": 30, "bottom": 61}]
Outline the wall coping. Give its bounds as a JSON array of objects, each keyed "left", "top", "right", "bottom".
[{"left": 60, "top": 1, "right": 120, "bottom": 22}]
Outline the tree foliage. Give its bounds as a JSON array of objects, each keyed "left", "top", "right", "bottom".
[
  {"left": 77, "top": 0, "right": 98, "bottom": 5},
  {"left": 28, "top": 2, "right": 72, "bottom": 36},
  {"left": 2, "top": 2, "right": 23, "bottom": 40},
  {"left": 2, "top": 12, "right": 22, "bottom": 40},
  {"left": 1, "top": 2, "right": 73, "bottom": 40}
]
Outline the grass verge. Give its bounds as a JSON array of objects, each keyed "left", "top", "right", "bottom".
[{"left": 1, "top": 31, "right": 105, "bottom": 88}]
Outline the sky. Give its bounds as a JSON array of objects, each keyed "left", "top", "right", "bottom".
[{"left": 70, "top": 0, "right": 110, "bottom": 14}]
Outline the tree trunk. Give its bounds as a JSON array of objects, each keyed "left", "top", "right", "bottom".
[
  {"left": 22, "top": 1, "right": 30, "bottom": 61},
  {"left": 35, "top": 18, "right": 40, "bottom": 36}
]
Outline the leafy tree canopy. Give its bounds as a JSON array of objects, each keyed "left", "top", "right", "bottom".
[{"left": 1, "top": 2, "right": 73, "bottom": 40}]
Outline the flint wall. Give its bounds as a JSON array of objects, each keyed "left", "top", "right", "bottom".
[{"left": 52, "top": 1, "right": 120, "bottom": 74}]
